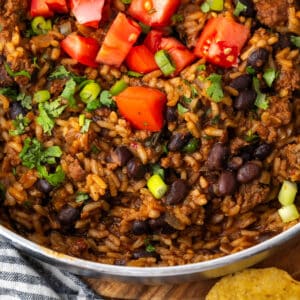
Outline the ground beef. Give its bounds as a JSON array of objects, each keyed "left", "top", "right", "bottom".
[
  {"left": 255, "top": 96, "right": 291, "bottom": 143},
  {"left": 275, "top": 68, "right": 300, "bottom": 97},
  {"left": 0, "top": 55, "right": 13, "bottom": 87},
  {"left": 255, "top": 0, "right": 289, "bottom": 29},
  {"left": 236, "top": 182, "right": 271, "bottom": 213},
  {"left": 63, "top": 155, "right": 86, "bottom": 182},
  {"left": 279, "top": 143, "right": 300, "bottom": 181}
]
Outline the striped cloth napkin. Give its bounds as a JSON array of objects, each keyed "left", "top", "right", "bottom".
[{"left": 0, "top": 237, "right": 102, "bottom": 299}]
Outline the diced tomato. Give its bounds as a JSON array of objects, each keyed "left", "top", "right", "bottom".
[
  {"left": 194, "top": 16, "right": 250, "bottom": 68},
  {"left": 30, "top": 0, "right": 53, "bottom": 17},
  {"left": 60, "top": 34, "right": 100, "bottom": 67},
  {"left": 45, "top": 0, "right": 68, "bottom": 13},
  {"left": 159, "top": 37, "right": 196, "bottom": 74},
  {"left": 96, "top": 13, "right": 142, "bottom": 67},
  {"left": 126, "top": 45, "right": 158, "bottom": 74},
  {"left": 128, "top": 0, "right": 181, "bottom": 27},
  {"left": 70, "top": 0, "right": 105, "bottom": 28},
  {"left": 115, "top": 86, "right": 166, "bottom": 132},
  {"left": 144, "top": 30, "right": 163, "bottom": 53}
]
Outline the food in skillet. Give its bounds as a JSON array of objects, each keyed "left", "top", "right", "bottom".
[{"left": 0, "top": 0, "right": 299, "bottom": 266}]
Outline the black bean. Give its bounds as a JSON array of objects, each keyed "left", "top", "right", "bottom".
[
  {"left": 166, "top": 106, "right": 178, "bottom": 122},
  {"left": 253, "top": 143, "right": 272, "bottom": 160},
  {"left": 166, "top": 179, "right": 188, "bottom": 205},
  {"left": 36, "top": 179, "right": 54, "bottom": 194},
  {"left": 58, "top": 205, "right": 80, "bottom": 226},
  {"left": 234, "top": 0, "right": 255, "bottom": 17},
  {"left": 247, "top": 48, "right": 269, "bottom": 71},
  {"left": 234, "top": 89, "right": 256, "bottom": 111},
  {"left": 9, "top": 102, "right": 26, "bottom": 119},
  {"left": 132, "top": 249, "right": 158, "bottom": 259},
  {"left": 274, "top": 34, "right": 293, "bottom": 51},
  {"left": 237, "top": 161, "right": 262, "bottom": 183},
  {"left": 207, "top": 143, "right": 229, "bottom": 170},
  {"left": 218, "top": 171, "right": 237, "bottom": 196},
  {"left": 227, "top": 156, "right": 243, "bottom": 170},
  {"left": 127, "top": 158, "right": 147, "bottom": 179},
  {"left": 148, "top": 216, "right": 176, "bottom": 234},
  {"left": 114, "top": 146, "right": 133, "bottom": 167},
  {"left": 229, "top": 74, "right": 252, "bottom": 91},
  {"left": 168, "top": 132, "right": 190, "bottom": 152},
  {"left": 132, "top": 220, "right": 150, "bottom": 235}
]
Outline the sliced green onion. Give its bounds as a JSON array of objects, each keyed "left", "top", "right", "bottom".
[
  {"left": 177, "top": 103, "right": 189, "bottom": 115},
  {"left": 31, "top": 16, "right": 52, "bottom": 35},
  {"left": 278, "top": 180, "right": 298, "bottom": 206},
  {"left": 79, "top": 114, "right": 85, "bottom": 127},
  {"left": 291, "top": 36, "right": 300, "bottom": 48},
  {"left": 110, "top": 79, "right": 128, "bottom": 96},
  {"left": 208, "top": 0, "right": 223, "bottom": 11},
  {"left": 154, "top": 50, "right": 176, "bottom": 76},
  {"left": 278, "top": 204, "right": 300, "bottom": 223},
  {"left": 147, "top": 174, "right": 168, "bottom": 199},
  {"left": 200, "top": 2, "right": 210, "bottom": 13},
  {"left": 33, "top": 90, "right": 51, "bottom": 103},
  {"left": 233, "top": 1, "right": 247, "bottom": 16},
  {"left": 127, "top": 71, "right": 143, "bottom": 77},
  {"left": 183, "top": 138, "right": 199, "bottom": 153},
  {"left": 263, "top": 68, "right": 277, "bottom": 87},
  {"left": 80, "top": 82, "right": 101, "bottom": 103}
]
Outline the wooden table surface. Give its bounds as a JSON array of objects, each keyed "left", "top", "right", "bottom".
[{"left": 85, "top": 239, "right": 300, "bottom": 299}]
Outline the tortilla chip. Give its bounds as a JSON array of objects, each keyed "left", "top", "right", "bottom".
[{"left": 206, "top": 268, "right": 300, "bottom": 300}]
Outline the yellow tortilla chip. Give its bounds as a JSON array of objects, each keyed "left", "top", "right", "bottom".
[{"left": 206, "top": 268, "right": 300, "bottom": 300}]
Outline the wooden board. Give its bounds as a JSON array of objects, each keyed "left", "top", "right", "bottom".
[{"left": 85, "top": 239, "right": 300, "bottom": 299}]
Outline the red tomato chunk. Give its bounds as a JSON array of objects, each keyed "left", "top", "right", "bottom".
[
  {"left": 115, "top": 86, "right": 167, "bottom": 132},
  {"left": 45, "top": 0, "right": 68, "bottom": 13},
  {"left": 194, "top": 16, "right": 250, "bottom": 68},
  {"left": 31, "top": 0, "right": 54, "bottom": 17},
  {"left": 96, "top": 12, "right": 142, "bottom": 67},
  {"left": 60, "top": 34, "right": 100, "bottom": 67}
]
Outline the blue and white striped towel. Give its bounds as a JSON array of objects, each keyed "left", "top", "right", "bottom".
[{"left": 0, "top": 237, "right": 102, "bottom": 299}]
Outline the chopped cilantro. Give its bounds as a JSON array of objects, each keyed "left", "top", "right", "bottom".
[
  {"left": 171, "top": 14, "right": 184, "bottom": 23},
  {"left": 37, "top": 99, "right": 66, "bottom": 134},
  {"left": 246, "top": 66, "right": 256, "bottom": 75},
  {"left": 100, "top": 90, "right": 114, "bottom": 107},
  {"left": 152, "top": 164, "right": 165, "bottom": 179},
  {"left": 32, "top": 57, "right": 40, "bottom": 69},
  {"left": 16, "top": 93, "right": 32, "bottom": 110},
  {"left": 184, "top": 80, "right": 198, "bottom": 98},
  {"left": 253, "top": 77, "right": 268, "bottom": 110},
  {"left": 197, "top": 64, "right": 206, "bottom": 71},
  {"left": 206, "top": 73, "right": 224, "bottom": 102},
  {"left": 291, "top": 36, "right": 300, "bottom": 48},
  {"left": 244, "top": 130, "right": 259, "bottom": 142},
  {"left": 76, "top": 192, "right": 89, "bottom": 203},
  {"left": 146, "top": 244, "right": 156, "bottom": 253},
  {"left": 86, "top": 98, "right": 101, "bottom": 111},
  {"left": 182, "top": 96, "right": 192, "bottom": 104},
  {"left": 61, "top": 78, "right": 76, "bottom": 107},
  {"left": 211, "top": 115, "right": 220, "bottom": 125},
  {"left": 9, "top": 114, "right": 30, "bottom": 136},
  {"left": 19, "top": 138, "right": 64, "bottom": 186},
  {"left": 48, "top": 65, "right": 86, "bottom": 83},
  {"left": 177, "top": 103, "right": 189, "bottom": 115},
  {"left": 162, "top": 144, "right": 168, "bottom": 154},
  {"left": 233, "top": 1, "right": 247, "bottom": 16},
  {"left": 0, "top": 87, "right": 18, "bottom": 100},
  {"left": 4, "top": 62, "right": 31, "bottom": 79},
  {"left": 91, "top": 145, "right": 100, "bottom": 154},
  {"left": 183, "top": 138, "right": 199, "bottom": 153},
  {"left": 263, "top": 68, "right": 277, "bottom": 87}
]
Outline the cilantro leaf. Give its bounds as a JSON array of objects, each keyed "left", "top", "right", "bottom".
[
  {"left": 44, "top": 98, "right": 67, "bottom": 118},
  {"left": 61, "top": 78, "right": 76, "bottom": 107},
  {"left": 152, "top": 164, "right": 165, "bottom": 179},
  {"left": 9, "top": 114, "right": 30, "bottom": 136},
  {"left": 246, "top": 66, "right": 256, "bottom": 75},
  {"left": 19, "top": 138, "right": 64, "bottom": 186},
  {"left": 206, "top": 73, "right": 224, "bottom": 102},
  {"left": 253, "top": 77, "right": 269, "bottom": 110},
  {"left": 0, "top": 87, "right": 18, "bottom": 99},
  {"left": 244, "top": 130, "right": 259, "bottom": 142},
  {"left": 197, "top": 64, "right": 206, "bottom": 71},
  {"left": 177, "top": 103, "right": 189, "bottom": 115},
  {"left": 171, "top": 14, "right": 184, "bottom": 23},
  {"left": 146, "top": 244, "right": 156, "bottom": 253},
  {"left": 4, "top": 62, "right": 31, "bottom": 79},
  {"left": 100, "top": 90, "right": 114, "bottom": 107},
  {"left": 291, "top": 36, "right": 300, "bottom": 48},
  {"left": 263, "top": 68, "right": 277, "bottom": 87},
  {"left": 86, "top": 98, "right": 101, "bottom": 111},
  {"left": 76, "top": 192, "right": 89, "bottom": 203},
  {"left": 48, "top": 65, "right": 86, "bottom": 83},
  {"left": 16, "top": 93, "right": 32, "bottom": 110}
]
